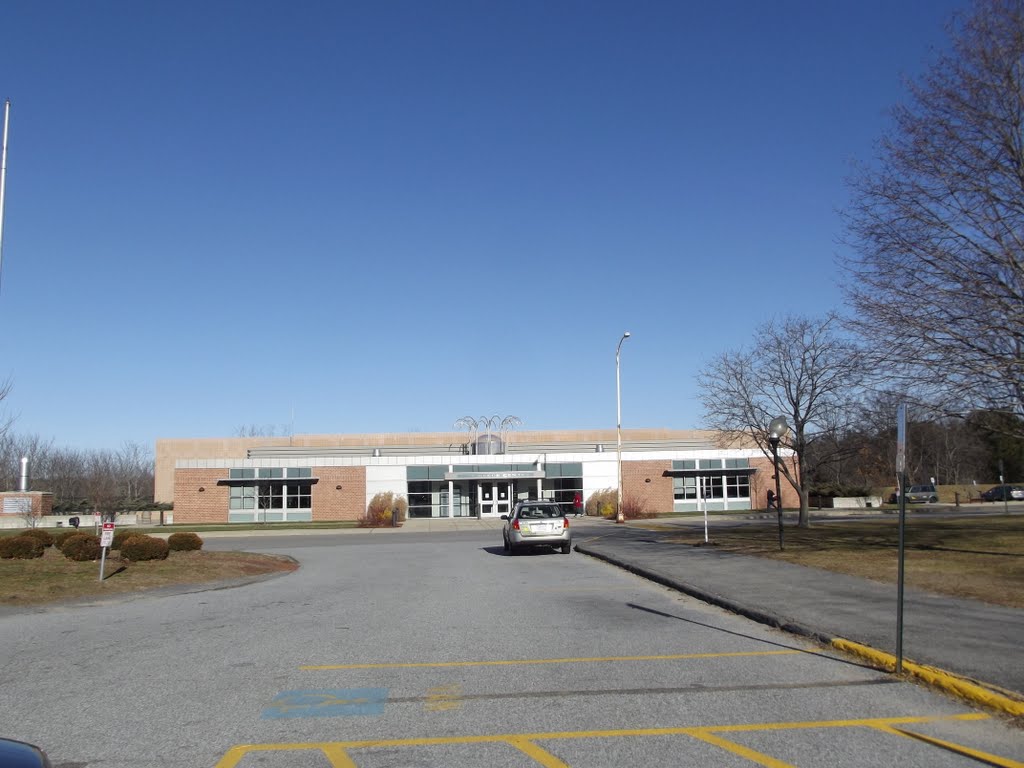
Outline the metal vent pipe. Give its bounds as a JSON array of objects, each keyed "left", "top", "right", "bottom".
[{"left": 19, "top": 456, "right": 28, "bottom": 491}]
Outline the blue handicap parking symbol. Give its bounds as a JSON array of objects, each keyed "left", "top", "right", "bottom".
[{"left": 262, "top": 688, "right": 388, "bottom": 719}]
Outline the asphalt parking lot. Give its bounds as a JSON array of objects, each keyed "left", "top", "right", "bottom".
[{"left": 2, "top": 527, "right": 1021, "bottom": 767}]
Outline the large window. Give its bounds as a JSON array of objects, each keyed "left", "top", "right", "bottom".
[
  {"left": 672, "top": 458, "right": 753, "bottom": 512},
  {"left": 542, "top": 463, "right": 583, "bottom": 507},
  {"left": 725, "top": 474, "right": 750, "bottom": 498},
  {"left": 228, "top": 467, "right": 313, "bottom": 522},
  {"left": 408, "top": 481, "right": 432, "bottom": 518}
]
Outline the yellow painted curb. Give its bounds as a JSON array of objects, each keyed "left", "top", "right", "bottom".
[{"left": 831, "top": 638, "right": 1024, "bottom": 718}]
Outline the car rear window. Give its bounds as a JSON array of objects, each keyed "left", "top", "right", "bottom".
[{"left": 518, "top": 505, "right": 562, "bottom": 518}]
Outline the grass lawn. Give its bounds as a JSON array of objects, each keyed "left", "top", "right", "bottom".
[
  {"left": 648, "top": 514, "right": 1024, "bottom": 609},
  {"left": 0, "top": 547, "right": 298, "bottom": 606}
]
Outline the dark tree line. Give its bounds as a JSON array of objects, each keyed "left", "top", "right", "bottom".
[
  {"left": 805, "top": 404, "right": 1024, "bottom": 496},
  {"left": 0, "top": 434, "right": 159, "bottom": 513}
]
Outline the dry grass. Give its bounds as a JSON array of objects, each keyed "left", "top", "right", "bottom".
[
  {"left": 659, "top": 515, "right": 1024, "bottom": 609},
  {"left": 0, "top": 548, "right": 298, "bottom": 606}
]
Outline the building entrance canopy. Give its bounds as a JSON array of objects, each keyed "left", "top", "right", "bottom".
[{"left": 444, "top": 470, "right": 544, "bottom": 481}]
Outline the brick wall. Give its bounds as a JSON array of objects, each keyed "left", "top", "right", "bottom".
[
  {"left": 310, "top": 467, "right": 366, "bottom": 522},
  {"left": 622, "top": 460, "right": 674, "bottom": 514},
  {"left": 172, "top": 467, "right": 368, "bottom": 524},
  {"left": 173, "top": 469, "right": 228, "bottom": 524},
  {"left": 748, "top": 455, "right": 800, "bottom": 511}
]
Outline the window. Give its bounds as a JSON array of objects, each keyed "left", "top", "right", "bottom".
[
  {"left": 674, "top": 476, "right": 697, "bottom": 500},
  {"left": 229, "top": 486, "right": 256, "bottom": 510},
  {"left": 286, "top": 484, "right": 311, "bottom": 508},
  {"left": 725, "top": 474, "right": 750, "bottom": 498},
  {"left": 408, "top": 481, "right": 432, "bottom": 518},
  {"left": 228, "top": 469, "right": 313, "bottom": 522}
]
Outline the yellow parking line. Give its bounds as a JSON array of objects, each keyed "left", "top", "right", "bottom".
[
  {"left": 319, "top": 744, "right": 359, "bottom": 767},
  {"left": 692, "top": 712, "right": 989, "bottom": 733},
  {"left": 216, "top": 742, "right": 357, "bottom": 768},
  {"left": 214, "top": 712, "right": 992, "bottom": 767},
  {"left": 879, "top": 725, "right": 1024, "bottom": 768},
  {"left": 301, "top": 649, "right": 800, "bottom": 670},
  {"left": 688, "top": 729, "right": 796, "bottom": 768},
  {"left": 506, "top": 737, "right": 571, "bottom": 768}
]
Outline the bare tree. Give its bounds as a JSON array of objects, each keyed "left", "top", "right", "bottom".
[
  {"left": 44, "top": 447, "right": 87, "bottom": 509},
  {"left": 83, "top": 450, "right": 121, "bottom": 522},
  {"left": 697, "top": 314, "right": 867, "bottom": 526},
  {"left": 115, "top": 441, "right": 154, "bottom": 502},
  {"left": 233, "top": 424, "right": 285, "bottom": 437},
  {"left": 841, "top": 0, "right": 1024, "bottom": 435}
]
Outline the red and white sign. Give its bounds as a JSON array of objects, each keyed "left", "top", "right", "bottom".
[{"left": 100, "top": 522, "right": 115, "bottom": 548}]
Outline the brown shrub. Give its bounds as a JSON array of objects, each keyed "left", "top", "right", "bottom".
[
  {"left": 18, "top": 528, "right": 54, "bottom": 548},
  {"left": 62, "top": 534, "right": 102, "bottom": 561},
  {"left": 0, "top": 536, "right": 45, "bottom": 559},
  {"left": 586, "top": 489, "right": 618, "bottom": 518},
  {"left": 360, "top": 492, "right": 408, "bottom": 527},
  {"left": 167, "top": 532, "right": 203, "bottom": 552},
  {"left": 621, "top": 493, "right": 657, "bottom": 520},
  {"left": 54, "top": 529, "right": 88, "bottom": 548},
  {"left": 110, "top": 529, "right": 138, "bottom": 550},
  {"left": 120, "top": 535, "right": 169, "bottom": 562}
]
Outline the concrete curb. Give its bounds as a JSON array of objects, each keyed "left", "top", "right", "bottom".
[
  {"left": 576, "top": 543, "right": 1024, "bottom": 719},
  {"left": 831, "top": 638, "right": 1024, "bottom": 718}
]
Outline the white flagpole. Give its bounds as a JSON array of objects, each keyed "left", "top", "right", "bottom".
[{"left": 0, "top": 99, "right": 10, "bottom": 289}]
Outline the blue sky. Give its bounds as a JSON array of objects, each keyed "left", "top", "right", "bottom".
[{"left": 0, "top": 0, "right": 964, "bottom": 450}]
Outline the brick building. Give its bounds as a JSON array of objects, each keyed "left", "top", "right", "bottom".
[{"left": 156, "top": 428, "right": 798, "bottom": 524}]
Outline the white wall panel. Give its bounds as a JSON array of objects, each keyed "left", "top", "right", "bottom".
[{"left": 365, "top": 465, "right": 407, "bottom": 506}]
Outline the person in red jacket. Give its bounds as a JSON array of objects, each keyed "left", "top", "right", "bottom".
[{"left": 573, "top": 492, "right": 583, "bottom": 517}]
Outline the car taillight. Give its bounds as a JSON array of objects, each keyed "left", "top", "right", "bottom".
[
  {"left": 563, "top": 517, "right": 569, "bottom": 528},
  {"left": 512, "top": 519, "right": 520, "bottom": 530}
]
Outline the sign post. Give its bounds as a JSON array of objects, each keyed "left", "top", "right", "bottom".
[
  {"left": 99, "top": 521, "right": 115, "bottom": 582},
  {"left": 895, "top": 404, "right": 907, "bottom": 674}
]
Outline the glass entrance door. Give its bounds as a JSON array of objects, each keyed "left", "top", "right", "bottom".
[{"left": 478, "top": 481, "right": 511, "bottom": 517}]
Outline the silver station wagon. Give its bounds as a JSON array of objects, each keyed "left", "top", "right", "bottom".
[{"left": 502, "top": 500, "right": 572, "bottom": 555}]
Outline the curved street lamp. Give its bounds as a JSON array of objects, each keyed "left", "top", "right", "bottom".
[
  {"left": 616, "top": 332, "right": 631, "bottom": 524},
  {"left": 768, "top": 415, "right": 790, "bottom": 550}
]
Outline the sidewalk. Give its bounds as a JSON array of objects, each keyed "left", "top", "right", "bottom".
[{"left": 573, "top": 520, "right": 1024, "bottom": 716}]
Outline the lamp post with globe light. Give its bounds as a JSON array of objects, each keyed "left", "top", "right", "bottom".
[
  {"left": 616, "top": 332, "right": 631, "bottom": 524},
  {"left": 768, "top": 416, "right": 789, "bottom": 550}
]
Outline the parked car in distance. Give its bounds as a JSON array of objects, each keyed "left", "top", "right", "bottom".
[
  {"left": 502, "top": 500, "right": 571, "bottom": 555},
  {"left": 905, "top": 484, "right": 939, "bottom": 503},
  {"left": 980, "top": 484, "right": 1024, "bottom": 501}
]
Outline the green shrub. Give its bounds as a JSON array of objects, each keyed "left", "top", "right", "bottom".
[
  {"left": 361, "top": 492, "right": 407, "bottom": 527},
  {"left": 167, "top": 532, "right": 203, "bottom": 552},
  {"left": 18, "top": 528, "right": 54, "bottom": 548},
  {"left": 0, "top": 536, "right": 45, "bottom": 559},
  {"left": 120, "top": 535, "right": 169, "bottom": 562},
  {"left": 62, "top": 534, "right": 102, "bottom": 562}
]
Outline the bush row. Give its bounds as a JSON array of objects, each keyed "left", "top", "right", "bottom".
[{"left": 1, "top": 529, "right": 203, "bottom": 562}]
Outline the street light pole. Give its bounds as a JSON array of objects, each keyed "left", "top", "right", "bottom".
[
  {"left": 768, "top": 416, "right": 789, "bottom": 551},
  {"left": 616, "top": 331, "right": 631, "bottom": 524}
]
